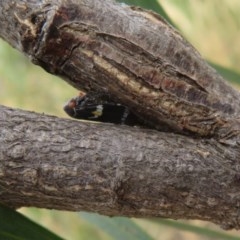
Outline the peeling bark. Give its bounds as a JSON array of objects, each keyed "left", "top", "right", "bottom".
[
  {"left": 1, "top": 0, "right": 240, "bottom": 230},
  {"left": 1, "top": 0, "right": 240, "bottom": 136}
]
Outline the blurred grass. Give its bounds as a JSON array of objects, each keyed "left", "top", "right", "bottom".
[
  {"left": 160, "top": 0, "right": 240, "bottom": 70},
  {"left": 0, "top": 40, "right": 76, "bottom": 117},
  {"left": 18, "top": 209, "right": 111, "bottom": 240},
  {"left": 0, "top": 204, "right": 64, "bottom": 240},
  {"left": 1, "top": 0, "right": 240, "bottom": 239}
]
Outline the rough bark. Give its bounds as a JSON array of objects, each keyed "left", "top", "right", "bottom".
[
  {"left": 1, "top": 0, "right": 240, "bottom": 230},
  {"left": 1, "top": 0, "right": 240, "bottom": 137},
  {"left": 1, "top": 105, "right": 240, "bottom": 230}
]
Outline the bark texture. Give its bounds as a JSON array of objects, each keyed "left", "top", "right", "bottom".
[
  {"left": 1, "top": 0, "right": 240, "bottom": 230},
  {"left": 1, "top": 105, "right": 240, "bottom": 230},
  {"left": 1, "top": 0, "right": 240, "bottom": 136}
]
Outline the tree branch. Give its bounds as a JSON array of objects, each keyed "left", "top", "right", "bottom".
[
  {"left": 1, "top": 0, "right": 240, "bottom": 230},
  {"left": 1, "top": 105, "right": 240, "bottom": 230},
  {"left": 1, "top": 0, "right": 240, "bottom": 136}
]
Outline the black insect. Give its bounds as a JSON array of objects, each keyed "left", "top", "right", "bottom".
[{"left": 64, "top": 92, "right": 141, "bottom": 126}]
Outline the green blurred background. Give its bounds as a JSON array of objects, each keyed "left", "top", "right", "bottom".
[{"left": 1, "top": 0, "right": 240, "bottom": 239}]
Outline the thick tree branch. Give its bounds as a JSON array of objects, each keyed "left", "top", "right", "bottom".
[
  {"left": 1, "top": 0, "right": 240, "bottom": 137},
  {"left": 1, "top": 105, "right": 240, "bottom": 230},
  {"left": 1, "top": 0, "right": 240, "bottom": 230}
]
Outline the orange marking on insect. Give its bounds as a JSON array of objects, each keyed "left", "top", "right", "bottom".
[{"left": 68, "top": 99, "right": 77, "bottom": 109}]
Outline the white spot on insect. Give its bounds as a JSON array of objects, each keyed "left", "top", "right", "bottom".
[{"left": 89, "top": 105, "right": 103, "bottom": 119}]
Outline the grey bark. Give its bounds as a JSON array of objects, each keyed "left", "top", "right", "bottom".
[
  {"left": 1, "top": 0, "right": 240, "bottom": 230},
  {"left": 1, "top": 105, "right": 240, "bottom": 230}
]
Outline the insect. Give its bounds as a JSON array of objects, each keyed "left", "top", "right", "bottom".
[{"left": 64, "top": 92, "right": 141, "bottom": 126}]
